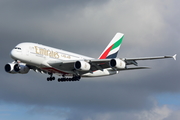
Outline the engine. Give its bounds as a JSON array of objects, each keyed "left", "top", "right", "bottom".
[
  {"left": 4, "top": 63, "right": 30, "bottom": 74},
  {"left": 4, "top": 63, "right": 17, "bottom": 74},
  {"left": 109, "top": 58, "right": 126, "bottom": 69},
  {"left": 74, "top": 61, "right": 91, "bottom": 71}
]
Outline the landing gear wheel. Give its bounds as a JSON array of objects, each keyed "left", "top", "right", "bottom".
[
  {"left": 47, "top": 76, "right": 55, "bottom": 81},
  {"left": 57, "top": 75, "right": 81, "bottom": 82}
]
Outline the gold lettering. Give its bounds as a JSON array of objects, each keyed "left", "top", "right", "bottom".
[
  {"left": 54, "top": 52, "right": 59, "bottom": 59},
  {"left": 60, "top": 54, "right": 71, "bottom": 59},
  {"left": 67, "top": 55, "right": 71, "bottom": 59},
  {"left": 43, "top": 49, "right": 48, "bottom": 56},
  {"left": 39, "top": 48, "right": 44, "bottom": 55},
  {"left": 34, "top": 46, "right": 39, "bottom": 54},
  {"left": 34, "top": 46, "right": 60, "bottom": 59},
  {"left": 49, "top": 51, "right": 53, "bottom": 57}
]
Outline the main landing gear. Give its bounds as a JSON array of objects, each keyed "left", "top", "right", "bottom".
[
  {"left": 47, "top": 73, "right": 55, "bottom": 81},
  {"left": 47, "top": 76, "right": 55, "bottom": 81},
  {"left": 57, "top": 76, "right": 81, "bottom": 82},
  {"left": 46, "top": 73, "right": 81, "bottom": 82}
]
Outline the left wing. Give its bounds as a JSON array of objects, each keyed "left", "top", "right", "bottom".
[
  {"left": 46, "top": 54, "right": 176, "bottom": 75},
  {"left": 124, "top": 54, "right": 176, "bottom": 66},
  {"left": 47, "top": 59, "right": 111, "bottom": 74}
]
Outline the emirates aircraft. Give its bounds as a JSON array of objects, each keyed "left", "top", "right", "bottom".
[{"left": 5, "top": 33, "right": 176, "bottom": 82}]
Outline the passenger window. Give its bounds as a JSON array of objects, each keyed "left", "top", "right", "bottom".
[{"left": 14, "top": 47, "right": 21, "bottom": 50}]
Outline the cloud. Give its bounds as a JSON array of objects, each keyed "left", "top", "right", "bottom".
[
  {"left": 0, "top": 0, "right": 180, "bottom": 119},
  {"left": 25, "top": 104, "right": 175, "bottom": 120}
]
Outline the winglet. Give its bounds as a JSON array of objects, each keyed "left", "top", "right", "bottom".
[{"left": 173, "top": 54, "right": 177, "bottom": 60}]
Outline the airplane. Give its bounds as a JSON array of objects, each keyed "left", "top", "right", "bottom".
[{"left": 4, "top": 33, "right": 176, "bottom": 82}]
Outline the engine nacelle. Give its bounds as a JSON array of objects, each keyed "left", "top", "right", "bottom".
[
  {"left": 74, "top": 61, "right": 91, "bottom": 71},
  {"left": 17, "top": 63, "right": 30, "bottom": 74},
  {"left": 4, "top": 63, "right": 30, "bottom": 74},
  {"left": 4, "top": 63, "right": 17, "bottom": 74},
  {"left": 109, "top": 58, "right": 126, "bottom": 69}
]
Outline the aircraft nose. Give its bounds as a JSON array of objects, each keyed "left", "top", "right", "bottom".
[{"left": 10, "top": 49, "right": 17, "bottom": 59}]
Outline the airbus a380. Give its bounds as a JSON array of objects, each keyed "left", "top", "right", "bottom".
[{"left": 5, "top": 33, "right": 176, "bottom": 82}]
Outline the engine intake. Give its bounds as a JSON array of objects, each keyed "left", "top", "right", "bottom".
[
  {"left": 14, "top": 64, "right": 20, "bottom": 72},
  {"left": 110, "top": 58, "right": 126, "bottom": 69},
  {"left": 5, "top": 63, "right": 17, "bottom": 74},
  {"left": 4, "top": 63, "right": 30, "bottom": 74},
  {"left": 74, "top": 61, "right": 91, "bottom": 71}
]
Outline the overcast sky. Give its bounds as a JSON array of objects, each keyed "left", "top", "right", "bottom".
[{"left": 0, "top": 0, "right": 180, "bottom": 120}]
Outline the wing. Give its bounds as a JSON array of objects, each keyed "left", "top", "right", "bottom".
[
  {"left": 47, "top": 59, "right": 111, "bottom": 74},
  {"left": 44, "top": 54, "right": 176, "bottom": 75},
  {"left": 124, "top": 54, "right": 176, "bottom": 66}
]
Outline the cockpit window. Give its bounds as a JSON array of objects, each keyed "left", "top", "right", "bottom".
[{"left": 14, "top": 47, "right": 21, "bottom": 50}]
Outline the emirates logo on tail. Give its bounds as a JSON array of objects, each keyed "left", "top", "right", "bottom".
[{"left": 99, "top": 33, "right": 124, "bottom": 59}]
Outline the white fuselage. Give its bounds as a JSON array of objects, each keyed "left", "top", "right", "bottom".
[
  {"left": 10, "top": 42, "right": 117, "bottom": 77},
  {"left": 11, "top": 42, "right": 92, "bottom": 65}
]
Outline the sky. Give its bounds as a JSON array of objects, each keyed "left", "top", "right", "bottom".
[{"left": 0, "top": 0, "right": 180, "bottom": 120}]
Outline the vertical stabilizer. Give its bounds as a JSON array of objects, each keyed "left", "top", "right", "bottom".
[{"left": 98, "top": 33, "right": 124, "bottom": 59}]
